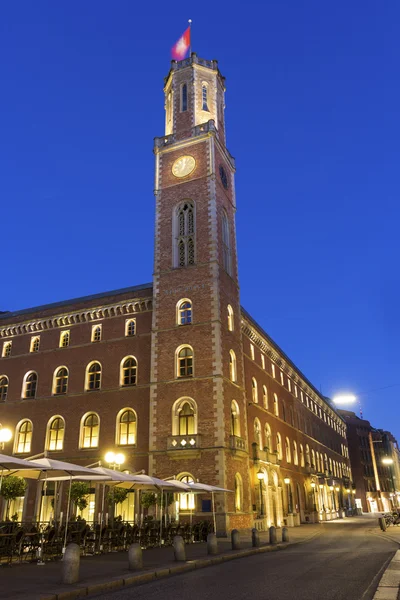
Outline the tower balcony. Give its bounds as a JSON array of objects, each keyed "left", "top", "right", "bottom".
[
  {"left": 167, "top": 434, "right": 201, "bottom": 451},
  {"left": 230, "top": 435, "right": 247, "bottom": 452}
]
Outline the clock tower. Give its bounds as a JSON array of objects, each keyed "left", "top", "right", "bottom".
[{"left": 150, "top": 54, "right": 251, "bottom": 533}]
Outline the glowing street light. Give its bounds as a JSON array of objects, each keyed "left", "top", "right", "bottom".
[
  {"left": 0, "top": 428, "right": 12, "bottom": 450},
  {"left": 382, "top": 457, "right": 394, "bottom": 465},
  {"left": 257, "top": 469, "right": 264, "bottom": 516},
  {"left": 105, "top": 451, "right": 125, "bottom": 470}
]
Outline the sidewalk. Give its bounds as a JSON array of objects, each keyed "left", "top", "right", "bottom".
[{"left": 0, "top": 524, "right": 321, "bottom": 600}]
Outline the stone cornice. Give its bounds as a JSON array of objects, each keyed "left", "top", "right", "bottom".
[{"left": 0, "top": 297, "right": 153, "bottom": 339}]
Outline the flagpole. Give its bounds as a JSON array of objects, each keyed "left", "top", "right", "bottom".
[{"left": 188, "top": 19, "right": 192, "bottom": 56}]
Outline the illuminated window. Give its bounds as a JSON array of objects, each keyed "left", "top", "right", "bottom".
[
  {"left": 117, "top": 409, "right": 137, "bottom": 446},
  {"left": 2, "top": 341, "right": 12, "bottom": 357},
  {"left": 47, "top": 417, "right": 65, "bottom": 451},
  {"left": 179, "top": 402, "right": 195, "bottom": 435},
  {"left": 280, "top": 371, "right": 284, "bottom": 386},
  {"left": 229, "top": 350, "right": 237, "bottom": 382},
  {"left": 285, "top": 437, "right": 291, "bottom": 462},
  {"left": 288, "top": 379, "right": 292, "bottom": 392},
  {"left": 264, "top": 423, "right": 272, "bottom": 449},
  {"left": 175, "top": 202, "right": 195, "bottom": 267},
  {"left": 250, "top": 344, "right": 255, "bottom": 360},
  {"left": 23, "top": 372, "right": 37, "bottom": 399},
  {"left": 177, "top": 346, "right": 193, "bottom": 378},
  {"left": 234, "top": 473, "right": 243, "bottom": 511},
  {"left": 0, "top": 376, "right": 8, "bottom": 401},
  {"left": 313, "top": 450, "right": 317, "bottom": 470},
  {"left": 305, "top": 445, "right": 310, "bottom": 466},
  {"left": 59, "top": 331, "right": 70, "bottom": 347},
  {"left": 261, "top": 354, "right": 265, "bottom": 369},
  {"left": 262, "top": 385, "right": 268, "bottom": 409},
  {"left": 222, "top": 211, "right": 231, "bottom": 275},
  {"left": 202, "top": 82, "right": 209, "bottom": 111},
  {"left": 293, "top": 441, "right": 298, "bottom": 465},
  {"left": 299, "top": 444, "right": 305, "bottom": 467},
  {"left": 273, "top": 393, "right": 279, "bottom": 416},
  {"left": 276, "top": 433, "right": 283, "bottom": 460},
  {"left": 30, "top": 336, "right": 40, "bottom": 353},
  {"left": 306, "top": 395, "right": 310, "bottom": 408},
  {"left": 86, "top": 362, "right": 101, "bottom": 391},
  {"left": 121, "top": 357, "right": 138, "bottom": 386},
  {"left": 91, "top": 325, "right": 102, "bottom": 342},
  {"left": 53, "top": 367, "right": 68, "bottom": 395},
  {"left": 254, "top": 418, "right": 262, "bottom": 449},
  {"left": 181, "top": 83, "right": 188, "bottom": 112},
  {"left": 81, "top": 413, "right": 99, "bottom": 448},
  {"left": 177, "top": 300, "right": 192, "bottom": 325},
  {"left": 294, "top": 385, "right": 298, "bottom": 397},
  {"left": 271, "top": 364, "right": 276, "bottom": 379},
  {"left": 125, "top": 319, "right": 136, "bottom": 336},
  {"left": 15, "top": 420, "right": 32, "bottom": 454},
  {"left": 230, "top": 400, "right": 240, "bottom": 437},
  {"left": 178, "top": 473, "right": 195, "bottom": 510},
  {"left": 166, "top": 89, "right": 172, "bottom": 133},
  {"left": 300, "top": 390, "right": 304, "bottom": 403},
  {"left": 227, "top": 305, "right": 234, "bottom": 331},
  {"left": 252, "top": 378, "right": 258, "bottom": 403}
]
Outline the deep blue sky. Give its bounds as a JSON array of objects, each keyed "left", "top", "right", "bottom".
[{"left": 1, "top": 2, "right": 398, "bottom": 438}]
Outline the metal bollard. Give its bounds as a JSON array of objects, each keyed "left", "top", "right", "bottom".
[
  {"left": 269, "top": 526, "right": 277, "bottom": 545},
  {"left": 251, "top": 528, "right": 260, "bottom": 547},
  {"left": 173, "top": 535, "right": 186, "bottom": 561},
  {"left": 128, "top": 543, "right": 143, "bottom": 570},
  {"left": 61, "top": 543, "right": 80, "bottom": 584},
  {"left": 379, "top": 517, "right": 387, "bottom": 532},
  {"left": 282, "top": 527, "right": 289, "bottom": 542},
  {"left": 207, "top": 532, "right": 218, "bottom": 555},
  {"left": 231, "top": 529, "right": 241, "bottom": 550}
]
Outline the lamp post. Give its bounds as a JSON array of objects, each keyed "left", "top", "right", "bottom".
[
  {"left": 284, "top": 477, "right": 293, "bottom": 514},
  {"left": 257, "top": 469, "right": 264, "bottom": 516},
  {"left": 0, "top": 428, "right": 12, "bottom": 451},
  {"left": 335, "top": 486, "right": 341, "bottom": 511},
  {"left": 311, "top": 482, "right": 317, "bottom": 512},
  {"left": 319, "top": 484, "right": 325, "bottom": 511}
]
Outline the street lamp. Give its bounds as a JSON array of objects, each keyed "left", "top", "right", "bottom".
[
  {"left": 105, "top": 451, "right": 125, "bottom": 470},
  {"left": 257, "top": 469, "right": 264, "bottom": 516},
  {"left": 0, "top": 428, "right": 12, "bottom": 450},
  {"left": 284, "top": 477, "right": 293, "bottom": 514}
]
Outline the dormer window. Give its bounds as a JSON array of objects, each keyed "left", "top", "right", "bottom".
[{"left": 202, "top": 83, "right": 209, "bottom": 111}]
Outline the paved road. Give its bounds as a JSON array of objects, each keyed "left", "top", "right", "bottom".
[{"left": 93, "top": 518, "right": 399, "bottom": 600}]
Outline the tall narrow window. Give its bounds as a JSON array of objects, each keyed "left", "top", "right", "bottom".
[
  {"left": 15, "top": 420, "right": 32, "bottom": 454},
  {"left": 234, "top": 474, "right": 243, "bottom": 511},
  {"left": 0, "top": 376, "right": 8, "bottom": 401},
  {"left": 117, "top": 409, "right": 137, "bottom": 446},
  {"left": 252, "top": 378, "right": 258, "bottom": 403},
  {"left": 261, "top": 354, "right": 265, "bottom": 369},
  {"left": 271, "top": 363, "right": 276, "bottom": 378},
  {"left": 264, "top": 423, "right": 272, "bottom": 450},
  {"left": 229, "top": 350, "right": 237, "bottom": 382},
  {"left": 81, "top": 413, "right": 99, "bottom": 448},
  {"left": 179, "top": 402, "right": 195, "bottom": 435},
  {"left": 175, "top": 202, "right": 195, "bottom": 267},
  {"left": 178, "top": 473, "right": 195, "bottom": 510},
  {"left": 293, "top": 441, "right": 298, "bottom": 465},
  {"left": 222, "top": 211, "right": 232, "bottom": 275},
  {"left": 227, "top": 305, "right": 234, "bottom": 331},
  {"left": 300, "top": 444, "right": 305, "bottom": 467},
  {"left": 254, "top": 418, "right": 262, "bottom": 449},
  {"left": 91, "top": 325, "right": 102, "bottom": 342},
  {"left": 121, "top": 357, "right": 138, "bottom": 386},
  {"left": 285, "top": 437, "right": 291, "bottom": 462},
  {"left": 59, "top": 331, "right": 70, "bottom": 348},
  {"left": 2, "top": 341, "right": 12, "bottom": 357},
  {"left": 273, "top": 393, "right": 279, "bottom": 416},
  {"left": 30, "top": 336, "right": 40, "bottom": 353},
  {"left": 262, "top": 385, "right": 268, "bottom": 409},
  {"left": 177, "top": 346, "right": 193, "bottom": 378},
  {"left": 48, "top": 417, "right": 65, "bottom": 451},
  {"left": 181, "top": 83, "right": 187, "bottom": 112},
  {"left": 23, "top": 372, "right": 37, "bottom": 399},
  {"left": 230, "top": 400, "right": 240, "bottom": 437},
  {"left": 250, "top": 344, "right": 255, "bottom": 360},
  {"left": 53, "top": 367, "right": 68, "bottom": 395},
  {"left": 202, "top": 83, "right": 209, "bottom": 111},
  {"left": 177, "top": 300, "right": 192, "bottom": 325},
  {"left": 125, "top": 319, "right": 136, "bottom": 336},
  {"left": 86, "top": 362, "right": 101, "bottom": 391},
  {"left": 276, "top": 433, "right": 283, "bottom": 460},
  {"left": 306, "top": 444, "right": 311, "bottom": 466}
]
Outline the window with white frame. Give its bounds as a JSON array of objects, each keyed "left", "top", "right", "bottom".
[
  {"left": 271, "top": 363, "right": 276, "bottom": 379},
  {"left": 121, "top": 357, "right": 138, "bottom": 386},
  {"left": 30, "top": 336, "right": 40, "bottom": 353},
  {"left": 172, "top": 397, "right": 197, "bottom": 436},
  {"left": 177, "top": 300, "right": 192, "bottom": 325},
  {"left": 2, "top": 341, "right": 12, "bottom": 357},
  {"left": 91, "top": 325, "right": 102, "bottom": 342},
  {"left": 53, "top": 367, "right": 68, "bottom": 395},
  {"left": 230, "top": 400, "right": 240, "bottom": 437},
  {"left": 294, "top": 385, "right": 298, "bottom": 397},
  {"left": 23, "top": 372, "right": 37, "bottom": 399},
  {"left": 125, "top": 319, "right": 136, "bottom": 337},
  {"left": 176, "top": 346, "right": 193, "bottom": 378},
  {"left": 59, "top": 330, "right": 70, "bottom": 348},
  {"left": 86, "top": 362, "right": 101, "bottom": 391},
  {"left": 117, "top": 409, "right": 137, "bottom": 446},
  {"left": 47, "top": 416, "right": 65, "bottom": 451},
  {"left": 288, "top": 378, "right": 292, "bottom": 392},
  {"left": 262, "top": 385, "right": 268, "bottom": 409},
  {"left": 234, "top": 473, "right": 243, "bottom": 511},
  {"left": 273, "top": 393, "right": 279, "bottom": 416},
  {"left": 15, "top": 420, "right": 32, "bottom": 454},
  {"left": 261, "top": 354, "right": 265, "bottom": 369},
  {"left": 81, "top": 413, "right": 99, "bottom": 448},
  {"left": 280, "top": 371, "right": 284, "bottom": 386},
  {"left": 0, "top": 376, "right": 8, "bottom": 402},
  {"left": 251, "top": 378, "right": 258, "bottom": 403},
  {"left": 175, "top": 202, "right": 195, "bottom": 268},
  {"left": 229, "top": 350, "right": 237, "bottom": 382},
  {"left": 227, "top": 305, "right": 234, "bottom": 331},
  {"left": 201, "top": 82, "right": 209, "bottom": 111},
  {"left": 250, "top": 344, "right": 255, "bottom": 361}
]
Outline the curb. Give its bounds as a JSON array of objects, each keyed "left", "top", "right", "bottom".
[
  {"left": 40, "top": 537, "right": 317, "bottom": 600},
  {"left": 372, "top": 549, "right": 400, "bottom": 600}
]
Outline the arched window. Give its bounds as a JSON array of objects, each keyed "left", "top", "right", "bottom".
[
  {"left": 230, "top": 400, "right": 240, "bottom": 437},
  {"left": 254, "top": 418, "right": 262, "bottom": 450},
  {"left": 172, "top": 398, "right": 197, "bottom": 436},
  {"left": 281, "top": 401, "right": 286, "bottom": 422},
  {"left": 234, "top": 473, "right": 243, "bottom": 512},
  {"left": 311, "top": 449, "right": 316, "bottom": 470},
  {"left": 202, "top": 82, "right": 209, "bottom": 111},
  {"left": 273, "top": 393, "right": 279, "bottom": 416},
  {"left": 227, "top": 305, "right": 234, "bottom": 331},
  {"left": 117, "top": 409, "right": 137, "bottom": 446},
  {"left": 276, "top": 433, "right": 283, "bottom": 460},
  {"left": 181, "top": 83, "right": 187, "bottom": 112},
  {"left": 178, "top": 473, "right": 195, "bottom": 510},
  {"left": 252, "top": 378, "right": 258, "bottom": 403},
  {"left": 229, "top": 350, "right": 237, "bottom": 382},
  {"left": 176, "top": 346, "right": 193, "bottom": 378},
  {"left": 329, "top": 458, "right": 333, "bottom": 475},
  {"left": 0, "top": 376, "right": 8, "bottom": 402},
  {"left": 293, "top": 441, "right": 298, "bottom": 465},
  {"left": 47, "top": 417, "right": 65, "bottom": 451},
  {"left": 222, "top": 211, "right": 231, "bottom": 275},
  {"left": 177, "top": 299, "right": 192, "bottom": 325},
  {"left": 53, "top": 367, "right": 68, "bottom": 395},
  {"left": 59, "top": 331, "right": 70, "bottom": 347},
  {"left": 121, "top": 357, "right": 138, "bottom": 386},
  {"left": 30, "top": 336, "right": 40, "bottom": 353},
  {"left": 305, "top": 444, "right": 311, "bottom": 466},
  {"left": 91, "top": 325, "right": 102, "bottom": 342},
  {"left": 316, "top": 452, "right": 320, "bottom": 472},
  {"left": 2, "top": 341, "right": 12, "bottom": 357},
  {"left": 285, "top": 437, "right": 291, "bottom": 462},
  {"left": 81, "top": 413, "right": 99, "bottom": 448},
  {"left": 15, "top": 420, "right": 32, "bottom": 454},
  {"left": 125, "top": 319, "right": 136, "bottom": 337},
  {"left": 299, "top": 444, "right": 305, "bottom": 467},
  {"left": 324, "top": 454, "right": 329, "bottom": 473},
  {"left": 175, "top": 202, "right": 195, "bottom": 267},
  {"left": 23, "top": 372, "right": 37, "bottom": 399},
  {"left": 262, "top": 385, "right": 268, "bottom": 409},
  {"left": 264, "top": 423, "right": 272, "bottom": 450},
  {"left": 86, "top": 362, "right": 101, "bottom": 391}
]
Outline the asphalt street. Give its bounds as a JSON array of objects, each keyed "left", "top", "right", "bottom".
[{"left": 92, "top": 518, "right": 399, "bottom": 600}]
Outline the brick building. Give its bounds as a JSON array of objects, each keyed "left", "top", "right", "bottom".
[{"left": 0, "top": 54, "right": 351, "bottom": 533}]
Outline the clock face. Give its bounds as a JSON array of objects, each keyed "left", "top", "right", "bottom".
[
  {"left": 219, "top": 165, "right": 228, "bottom": 189},
  {"left": 172, "top": 155, "right": 196, "bottom": 178}
]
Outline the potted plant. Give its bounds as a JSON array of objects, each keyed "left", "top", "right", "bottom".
[{"left": 0, "top": 476, "right": 27, "bottom": 521}]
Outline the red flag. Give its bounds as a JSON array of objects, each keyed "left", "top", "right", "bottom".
[{"left": 171, "top": 27, "right": 191, "bottom": 61}]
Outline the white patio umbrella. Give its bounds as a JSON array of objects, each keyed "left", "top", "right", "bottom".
[
  {"left": 189, "top": 482, "right": 233, "bottom": 534},
  {"left": 0, "top": 454, "right": 44, "bottom": 492}
]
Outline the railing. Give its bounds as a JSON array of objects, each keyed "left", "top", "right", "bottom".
[
  {"left": 167, "top": 434, "right": 201, "bottom": 450},
  {"left": 230, "top": 435, "right": 247, "bottom": 452}
]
